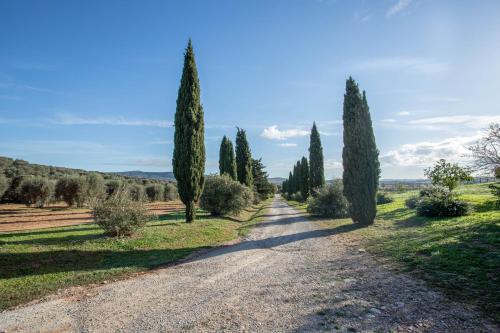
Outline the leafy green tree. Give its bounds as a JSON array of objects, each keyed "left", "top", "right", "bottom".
[
  {"left": 342, "top": 77, "right": 380, "bottom": 225},
  {"left": 252, "top": 158, "right": 276, "bottom": 199},
  {"left": 200, "top": 174, "right": 253, "bottom": 216},
  {"left": 219, "top": 135, "right": 237, "bottom": 180},
  {"left": 85, "top": 173, "right": 106, "bottom": 206},
  {"left": 173, "top": 39, "right": 206, "bottom": 222},
  {"left": 288, "top": 172, "right": 293, "bottom": 194},
  {"left": 55, "top": 176, "right": 87, "bottom": 208},
  {"left": 424, "top": 159, "right": 473, "bottom": 190},
  {"left": 235, "top": 128, "right": 253, "bottom": 187},
  {"left": 309, "top": 122, "right": 325, "bottom": 191},
  {"left": 300, "top": 156, "right": 310, "bottom": 199},
  {"left": 19, "top": 177, "right": 54, "bottom": 208},
  {"left": 145, "top": 184, "right": 164, "bottom": 202}
]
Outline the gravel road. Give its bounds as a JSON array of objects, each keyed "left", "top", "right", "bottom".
[{"left": 0, "top": 197, "right": 496, "bottom": 332}]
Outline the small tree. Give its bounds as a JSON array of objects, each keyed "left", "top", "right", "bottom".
[
  {"left": 145, "top": 184, "right": 164, "bottom": 202},
  {"left": 19, "top": 177, "right": 54, "bottom": 208},
  {"left": 106, "top": 179, "right": 123, "bottom": 197},
  {"left": 235, "top": 127, "right": 253, "bottom": 187},
  {"left": 424, "top": 159, "right": 472, "bottom": 190},
  {"left": 307, "top": 182, "right": 349, "bottom": 218},
  {"left": 128, "top": 184, "right": 146, "bottom": 201},
  {"left": 164, "top": 183, "right": 179, "bottom": 201},
  {"left": 219, "top": 135, "right": 237, "bottom": 180},
  {"left": 55, "top": 176, "right": 87, "bottom": 208},
  {"left": 93, "top": 189, "right": 152, "bottom": 236},
  {"left": 300, "top": 157, "right": 310, "bottom": 199},
  {"left": 200, "top": 174, "right": 253, "bottom": 216},
  {"left": 85, "top": 173, "right": 106, "bottom": 206},
  {"left": 252, "top": 158, "right": 275, "bottom": 200}
]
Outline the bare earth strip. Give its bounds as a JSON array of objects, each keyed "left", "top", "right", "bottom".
[
  {"left": 0, "top": 197, "right": 496, "bottom": 332},
  {"left": 0, "top": 201, "right": 184, "bottom": 232}
]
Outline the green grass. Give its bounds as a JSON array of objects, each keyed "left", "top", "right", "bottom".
[
  {"left": 290, "top": 183, "right": 500, "bottom": 322},
  {"left": 0, "top": 200, "right": 271, "bottom": 311}
]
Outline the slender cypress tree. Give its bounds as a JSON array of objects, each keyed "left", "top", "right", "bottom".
[
  {"left": 235, "top": 128, "right": 253, "bottom": 187},
  {"left": 309, "top": 122, "right": 325, "bottom": 192},
  {"left": 300, "top": 156, "right": 310, "bottom": 199},
  {"left": 288, "top": 172, "right": 293, "bottom": 195},
  {"left": 342, "top": 77, "right": 380, "bottom": 225},
  {"left": 173, "top": 40, "right": 205, "bottom": 222},
  {"left": 219, "top": 135, "right": 237, "bottom": 180}
]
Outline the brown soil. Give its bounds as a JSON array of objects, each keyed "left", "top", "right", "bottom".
[{"left": 0, "top": 201, "right": 184, "bottom": 232}]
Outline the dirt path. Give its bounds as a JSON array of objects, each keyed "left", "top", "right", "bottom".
[{"left": 0, "top": 197, "right": 495, "bottom": 332}]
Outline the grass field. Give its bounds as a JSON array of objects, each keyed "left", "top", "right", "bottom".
[
  {"left": 288, "top": 183, "right": 500, "bottom": 322},
  {"left": 0, "top": 200, "right": 271, "bottom": 311}
]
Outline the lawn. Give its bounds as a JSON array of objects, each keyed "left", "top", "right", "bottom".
[
  {"left": 289, "top": 183, "right": 500, "bottom": 322},
  {"left": 0, "top": 200, "right": 271, "bottom": 311}
]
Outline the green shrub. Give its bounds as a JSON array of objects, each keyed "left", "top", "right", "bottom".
[
  {"left": 93, "top": 189, "right": 152, "bottom": 236},
  {"left": 19, "top": 177, "right": 54, "bottom": 208},
  {"left": 376, "top": 192, "right": 393, "bottom": 204},
  {"left": 145, "top": 184, "right": 164, "bottom": 202},
  {"left": 489, "top": 182, "right": 500, "bottom": 206},
  {"left": 307, "top": 184, "right": 349, "bottom": 218},
  {"left": 415, "top": 185, "right": 470, "bottom": 217},
  {"left": 128, "top": 184, "right": 146, "bottom": 201},
  {"left": 106, "top": 179, "right": 123, "bottom": 197},
  {"left": 0, "top": 174, "right": 8, "bottom": 199},
  {"left": 289, "top": 192, "right": 303, "bottom": 202},
  {"left": 405, "top": 196, "right": 419, "bottom": 209},
  {"left": 55, "top": 176, "right": 87, "bottom": 207},
  {"left": 85, "top": 173, "right": 106, "bottom": 206},
  {"left": 164, "top": 183, "right": 179, "bottom": 201},
  {"left": 200, "top": 174, "right": 253, "bottom": 216}
]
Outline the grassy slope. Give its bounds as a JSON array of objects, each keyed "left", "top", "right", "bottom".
[
  {"left": 0, "top": 200, "right": 271, "bottom": 311},
  {"left": 289, "top": 183, "right": 500, "bottom": 322}
]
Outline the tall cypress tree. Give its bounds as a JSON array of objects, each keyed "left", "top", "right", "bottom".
[
  {"left": 219, "top": 135, "right": 237, "bottom": 180},
  {"left": 342, "top": 77, "right": 380, "bottom": 225},
  {"left": 235, "top": 128, "right": 253, "bottom": 187},
  {"left": 173, "top": 40, "right": 205, "bottom": 223},
  {"left": 300, "top": 156, "right": 310, "bottom": 199},
  {"left": 288, "top": 172, "right": 293, "bottom": 195},
  {"left": 309, "top": 122, "right": 325, "bottom": 192}
]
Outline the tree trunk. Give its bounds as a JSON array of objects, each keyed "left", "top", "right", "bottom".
[{"left": 185, "top": 201, "right": 196, "bottom": 223}]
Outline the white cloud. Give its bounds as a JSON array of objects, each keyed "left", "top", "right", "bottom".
[
  {"left": 397, "top": 111, "right": 411, "bottom": 116},
  {"left": 324, "top": 159, "right": 343, "bottom": 170},
  {"left": 381, "top": 118, "right": 397, "bottom": 123},
  {"left": 52, "top": 113, "right": 173, "bottom": 128},
  {"left": 387, "top": 0, "right": 412, "bottom": 17},
  {"left": 277, "top": 143, "right": 297, "bottom": 148},
  {"left": 409, "top": 115, "right": 500, "bottom": 129},
  {"left": 319, "top": 131, "right": 339, "bottom": 136},
  {"left": 353, "top": 57, "right": 448, "bottom": 75},
  {"left": 381, "top": 134, "right": 480, "bottom": 167},
  {"left": 261, "top": 125, "right": 309, "bottom": 140}
]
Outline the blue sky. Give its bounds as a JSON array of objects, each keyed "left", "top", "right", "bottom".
[{"left": 1, "top": 0, "right": 499, "bottom": 179}]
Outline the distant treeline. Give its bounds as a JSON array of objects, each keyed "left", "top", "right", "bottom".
[{"left": 0, "top": 156, "right": 178, "bottom": 207}]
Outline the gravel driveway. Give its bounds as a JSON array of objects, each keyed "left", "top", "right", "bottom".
[{"left": 0, "top": 197, "right": 496, "bottom": 332}]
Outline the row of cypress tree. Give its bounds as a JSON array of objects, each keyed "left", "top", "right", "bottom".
[
  {"left": 282, "top": 77, "right": 380, "bottom": 225},
  {"left": 219, "top": 129, "right": 253, "bottom": 187},
  {"left": 282, "top": 122, "right": 326, "bottom": 198}
]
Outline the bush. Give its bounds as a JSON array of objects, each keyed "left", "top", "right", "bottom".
[
  {"left": 19, "top": 177, "right": 54, "bottom": 208},
  {"left": 200, "top": 174, "right": 253, "bottom": 216},
  {"left": 106, "top": 179, "right": 123, "bottom": 197},
  {"left": 289, "top": 192, "right": 303, "bottom": 202},
  {"left": 489, "top": 182, "right": 500, "bottom": 206},
  {"left": 55, "top": 176, "right": 87, "bottom": 208},
  {"left": 145, "top": 184, "right": 164, "bottom": 202},
  {"left": 85, "top": 173, "right": 106, "bottom": 206},
  {"left": 164, "top": 183, "right": 179, "bottom": 201},
  {"left": 0, "top": 174, "right": 8, "bottom": 199},
  {"left": 307, "top": 184, "right": 349, "bottom": 218},
  {"left": 93, "top": 189, "right": 152, "bottom": 236},
  {"left": 128, "top": 184, "right": 146, "bottom": 201},
  {"left": 376, "top": 192, "right": 393, "bottom": 204},
  {"left": 405, "top": 196, "right": 419, "bottom": 209},
  {"left": 415, "top": 185, "right": 470, "bottom": 217}
]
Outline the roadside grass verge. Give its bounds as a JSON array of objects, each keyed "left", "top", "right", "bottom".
[
  {"left": 0, "top": 200, "right": 271, "bottom": 311},
  {"left": 287, "top": 183, "right": 500, "bottom": 322}
]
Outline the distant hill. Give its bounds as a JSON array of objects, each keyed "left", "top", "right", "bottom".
[
  {"left": 114, "top": 171, "right": 175, "bottom": 181},
  {"left": 268, "top": 177, "right": 286, "bottom": 185}
]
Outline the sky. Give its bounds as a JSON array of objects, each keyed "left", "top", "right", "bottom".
[{"left": 1, "top": 0, "right": 499, "bottom": 179}]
